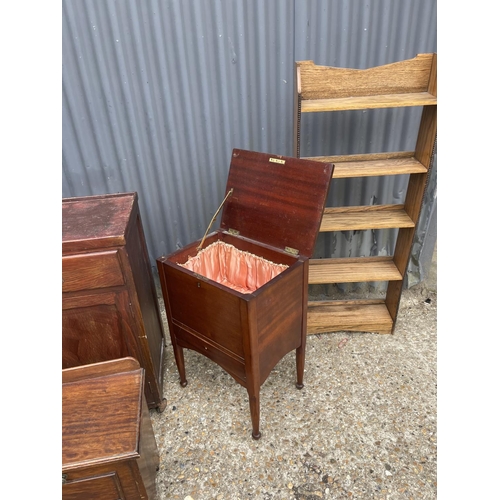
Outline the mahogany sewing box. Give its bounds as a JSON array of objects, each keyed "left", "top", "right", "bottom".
[
  {"left": 62, "top": 357, "right": 159, "bottom": 499},
  {"left": 157, "top": 148, "right": 334, "bottom": 439}
]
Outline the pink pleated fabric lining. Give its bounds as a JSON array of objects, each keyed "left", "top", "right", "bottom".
[{"left": 179, "top": 240, "right": 288, "bottom": 294}]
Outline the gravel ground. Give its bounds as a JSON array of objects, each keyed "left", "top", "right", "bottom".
[{"left": 150, "top": 252, "right": 437, "bottom": 500}]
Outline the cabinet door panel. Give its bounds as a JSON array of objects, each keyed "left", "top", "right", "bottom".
[{"left": 62, "top": 291, "right": 138, "bottom": 369}]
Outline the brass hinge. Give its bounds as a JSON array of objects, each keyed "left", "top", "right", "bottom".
[
  {"left": 228, "top": 228, "right": 240, "bottom": 236},
  {"left": 285, "top": 246, "right": 299, "bottom": 255}
]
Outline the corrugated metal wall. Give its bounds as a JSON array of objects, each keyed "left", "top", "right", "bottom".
[{"left": 62, "top": 0, "right": 437, "bottom": 288}]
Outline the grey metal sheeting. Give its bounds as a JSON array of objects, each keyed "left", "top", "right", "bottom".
[{"left": 62, "top": 0, "right": 437, "bottom": 288}]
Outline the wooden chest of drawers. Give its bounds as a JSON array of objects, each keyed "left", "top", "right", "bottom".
[
  {"left": 157, "top": 149, "right": 333, "bottom": 438},
  {"left": 62, "top": 358, "right": 159, "bottom": 499},
  {"left": 62, "top": 192, "right": 166, "bottom": 410}
]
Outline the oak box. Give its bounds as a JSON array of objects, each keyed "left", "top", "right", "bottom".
[{"left": 62, "top": 358, "right": 159, "bottom": 500}]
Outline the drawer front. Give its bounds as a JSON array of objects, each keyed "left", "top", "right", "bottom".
[
  {"left": 62, "top": 472, "right": 123, "bottom": 500},
  {"left": 174, "top": 322, "right": 246, "bottom": 385},
  {"left": 62, "top": 250, "right": 125, "bottom": 293}
]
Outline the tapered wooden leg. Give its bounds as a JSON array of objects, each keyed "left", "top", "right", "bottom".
[
  {"left": 296, "top": 345, "right": 305, "bottom": 390},
  {"left": 157, "top": 268, "right": 188, "bottom": 387},
  {"left": 172, "top": 342, "right": 188, "bottom": 387},
  {"left": 240, "top": 300, "right": 261, "bottom": 439},
  {"left": 247, "top": 386, "right": 261, "bottom": 440}
]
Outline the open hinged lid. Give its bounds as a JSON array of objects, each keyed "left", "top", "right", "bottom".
[{"left": 219, "top": 149, "right": 334, "bottom": 258}]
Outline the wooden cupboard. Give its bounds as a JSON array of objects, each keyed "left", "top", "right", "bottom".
[{"left": 62, "top": 192, "right": 166, "bottom": 410}]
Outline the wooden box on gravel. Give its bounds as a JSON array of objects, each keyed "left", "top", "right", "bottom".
[
  {"left": 157, "top": 148, "right": 333, "bottom": 439},
  {"left": 62, "top": 358, "right": 159, "bottom": 500}
]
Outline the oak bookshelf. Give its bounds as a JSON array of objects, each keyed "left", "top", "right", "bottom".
[{"left": 294, "top": 53, "right": 437, "bottom": 335}]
